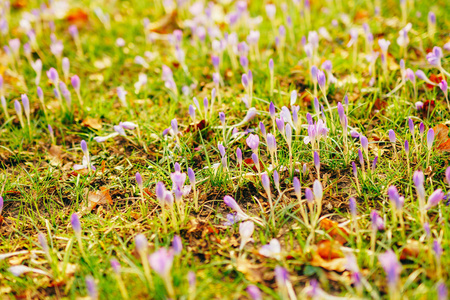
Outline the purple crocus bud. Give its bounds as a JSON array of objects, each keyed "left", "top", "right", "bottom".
[
  {"left": 275, "top": 266, "right": 289, "bottom": 288},
  {"left": 246, "top": 285, "right": 262, "bottom": 300},
  {"left": 424, "top": 222, "right": 431, "bottom": 237},
  {"left": 438, "top": 282, "right": 448, "bottom": 300},
  {"left": 273, "top": 170, "right": 280, "bottom": 191},
  {"left": 269, "top": 59, "right": 274, "bottom": 71},
  {"left": 85, "top": 275, "right": 98, "bottom": 300},
  {"left": 439, "top": 80, "right": 448, "bottom": 94},
  {"left": 136, "top": 172, "right": 143, "bottom": 189},
  {"left": 306, "top": 113, "right": 313, "bottom": 125},
  {"left": 62, "top": 57, "right": 70, "bottom": 76},
  {"left": 358, "top": 149, "right": 364, "bottom": 166},
  {"left": 314, "top": 151, "right": 320, "bottom": 170},
  {"left": 171, "top": 118, "right": 179, "bottom": 136},
  {"left": 428, "top": 12, "right": 436, "bottom": 25},
  {"left": 446, "top": 167, "right": 450, "bottom": 186},
  {"left": 310, "top": 66, "right": 318, "bottom": 82},
  {"left": 246, "top": 134, "right": 260, "bottom": 152},
  {"left": 317, "top": 70, "right": 326, "bottom": 89},
  {"left": 236, "top": 148, "right": 242, "bottom": 165},
  {"left": 267, "top": 134, "right": 277, "bottom": 154},
  {"left": 388, "top": 129, "right": 396, "bottom": 143},
  {"left": 379, "top": 250, "right": 401, "bottom": 289},
  {"left": 149, "top": 248, "right": 175, "bottom": 277},
  {"left": 425, "top": 189, "right": 444, "bottom": 210},
  {"left": 305, "top": 188, "right": 314, "bottom": 204},
  {"left": 80, "top": 140, "right": 88, "bottom": 155},
  {"left": 251, "top": 153, "right": 259, "bottom": 169},
  {"left": 404, "top": 140, "right": 409, "bottom": 154},
  {"left": 419, "top": 123, "right": 425, "bottom": 136},
  {"left": 21, "top": 94, "right": 30, "bottom": 119},
  {"left": 405, "top": 69, "right": 415, "bottom": 83},
  {"left": 276, "top": 118, "right": 284, "bottom": 135},
  {"left": 360, "top": 135, "right": 368, "bottom": 153},
  {"left": 0, "top": 196, "right": 3, "bottom": 215},
  {"left": 219, "top": 112, "right": 225, "bottom": 126},
  {"left": 110, "top": 258, "right": 121, "bottom": 274},
  {"left": 370, "top": 210, "right": 384, "bottom": 231},
  {"left": 269, "top": 102, "right": 276, "bottom": 119},
  {"left": 188, "top": 168, "right": 195, "bottom": 186},
  {"left": 172, "top": 235, "right": 182, "bottom": 255},
  {"left": 241, "top": 74, "right": 249, "bottom": 89},
  {"left": 71, "top": 75, "right": 80, "bottom": 92},
  {"left": 313, "top": 98, "right": 320, "bottom": 114},
  {"left": 224, "top": 195, "right": 241, "bottom": 212},
  {"left": 427, "top": 128, "right": 435, "bottom": 150},
  {"left": 135, "top": 234, "right": 148, "bottom": 254},
  {"left": 14, "top": 100, "right": 22, "bottom": 117},
  {"left": 259, "top": 122, "right": 266, "bottom": 137},
  {"left": 372, "top": 156, "right": 378, "bottom": 172},
  {"left": 352, "top": 162, "right": 357, "bottom": 178},
  {"left": 46, "top": 68, "right": 59, "bottom": 84},
  {"left": 337, "top": 102, "right": 345, "bottom": 123},
  {"left": 293, "top": 177, "right": 301, "bottom": 199},
  {"left": 218, "top": 143, "right": 226, "bottom": 157},
  {"left": 188, "top": 271, "right": 196, "bottom": 288},
  {"left": 69, "top": 25, "right": 79, "bottom": 38},
  {"left": 261, "top": 173, "right": 271, "bottom": 195},
  {"left": 285, "top": 124, "right": 292, "bottom": 146},
  {"left": 188, "top": 105, "right": 196, "bottom": 121},
  {"left": 388, "top": 186, "right": 404, "bottom": 210},
  {"left": 433, "top": 240, "right": 442, "bottom": 259},
  {"left": 38, "top": 232, "right": 48, "bottom": 254},
  {"left": 349, "top": 197, "right": 357, "bottom": 217},
  {"left": 70, "top": 213, "right": 81, "bottom": 236},
  {"left": 408, "top": 118, "right": 414, "bottom": 136},
  {"left": 413, "top": 170, "right": 424, "bottom": 187},
  {"left": 211, "top": 55, "right": 219, "bottom": 68}
]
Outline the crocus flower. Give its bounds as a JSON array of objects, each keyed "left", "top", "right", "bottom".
[
  {"left": 379, "top": 250, "right": 402, "bottom": 289},
  {"left": 149, "top": 248, "right": 174, "bottom": 278},
  {"left": 438, "top": 282, "right": 448, "bottom": 300},
  {"left": 313, "top": 180, "right": 323, "bottom": 205},
  {"left": 259, "top": 239, "right": 281, "bottom": 260},
  {"left": 425, "top": 189, "right": 444, "bottom": 210},
  {"left": 224, "top": 195, "right": 250, "bottom": 220},
  {"left": 0, "top": 196, "right": 3, "bottom": 215},
  {"left": 427, "top": 128, "right": 435, "bottom": 150},
  {"left": 426, "top": 46, "right": 442, "bottom": 67},
  {"left": 370, "top": 210, "right": 384, "bottom": 231},
  {"left": 239, "top": 220, "right": 254, "bottom": 251},
  {"left": 246, "top": 285, "right": 262, "bottom": 300},
  {"left": 388, "top": 186, "right": 404, "bottom": 211},
  {"left": 70, "top": 213, "right": 81, "bottom": 237},
  {"left": 388, "top": 129, "right": 396, "bottom": 144},
  {"left": 172, "top": 235, "right": 182, "bottom": 255},
  {"left": 246, "top": 134, "right": 259, "bottom": 152},
  {"left": 85, "top": 275, "right": 98, "bottom": 300},
  {"left": 349, "top": 197, "right": 357, "bottom": 217}
]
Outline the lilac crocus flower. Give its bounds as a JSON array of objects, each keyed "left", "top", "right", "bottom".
[
  {"left": 425, "top": 189, "right": 444, "bottom": 210},
  {"left": 239, "top": 220, "right": 254, "bottom": 251},
  {"left": 246, "top": 134, "right": 259, "bottom": 152},
  {"left": 314, "top": 151, "right": 320, "bottom": 171},
  {"left": 246, "top": 285, "right": 262, "bottom": 300},
  {"left": 259, "top": 239, "right": 281, "bottom": 259},
  {"left": 85, "top": 275, "right": 98, "bottom": 300},
  {"left": 427, "top": 128, "right": 435, "bottom": 150},
  {"left": 317, "top": 70, "right": 326, "bottom": 90},
  {"left": 349, "top": 197, "right": 357, "bottom": 217},
  {"left": 379, "top": 250, "right": 401, "bottom": 289},
  {"left": 438, "top": 282, "right": 448, "bottom": 300},
  {"left": 135, "top": 172, "right": 143, "bottom": 189},
  {"left": 370, "top": 210, "right": 384, "bottom": 231},
  {"left": 149, "top": 248, "right": 174, "bottom": 277},
  {"left": 70, "top": 213, "right": 81, "bottom": 236},
  {"left": 172, "top": 235, "right": 182, "bottom": 255},
  {"left": 388, "top": 186, "right": 404, "bottom": 210},
  {"left": 426, "top": 47, "right": 442, "bottom": 67},
  {"left": 224, "top": 195, "right": 249, "bottom": 220},
  {"left": 305, "top": 188, "right": 314, "bottom": 204},
  {"left": 388, "top": 129, "right": 396, "bottom": 144}
]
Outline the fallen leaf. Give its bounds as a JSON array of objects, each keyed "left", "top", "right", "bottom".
[
  {"left": 147, "top": 10, "right": 180, "bottom": 34},
  {"left": 317, "top": 240, "right": 343, "bottom": 260},
  {"left": 319, "top": 218, "right": 350, "bottom": 245},
  {"left": 310, "top": 252, "right": 347, "bottom": 272},
  {"left": 427, "top": 74, "right": 444, "bottom": 89},
  {"left": 236, "top": 258, "right": 266, "bottom": 282},
  {"left": 81, "top": 117, "right": 102, "bottom": 130},
  {"left": 240, "top": 158, "right": 264, "bottom": 173},
  {"left": 437, "top": 139, "right": 450, "bottom": 152},
  {"left": 12, "top": 0, "right": 27, "bottom": 9},
  {"left": 47, "top": 145, "right": 64, "bottom": 166},
  {"left": 400, "top": 240, "right": 423, "bottom": 260},
  {"left": 87, "top": 187, "right": 112, "bottom": 211},
  {"left": 433, "top": 124, "right": 449, "bottom": 145}
]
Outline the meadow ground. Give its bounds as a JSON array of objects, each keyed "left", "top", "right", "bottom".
[{"left": 1, "top": 0, "right": 450, "bottom": 299}]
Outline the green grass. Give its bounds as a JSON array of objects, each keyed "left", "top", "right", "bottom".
[{"left": 1, "top": 0, "right": 450, "bottom": 299}]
